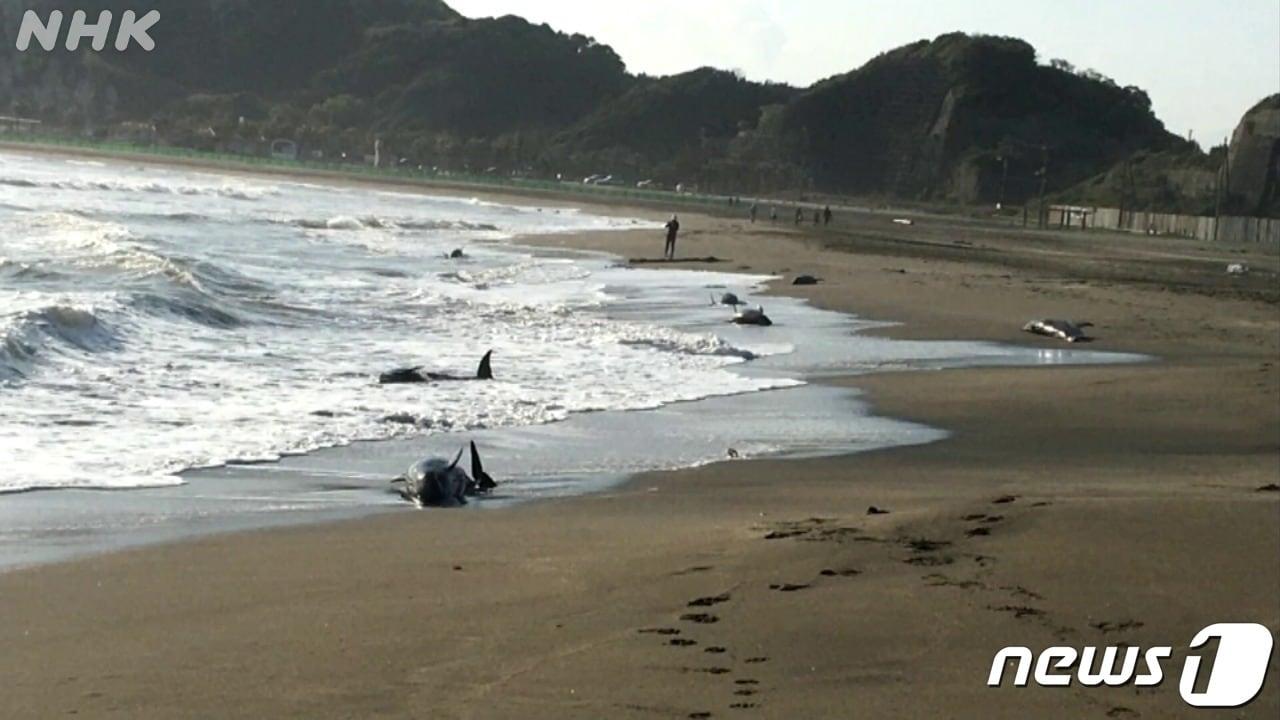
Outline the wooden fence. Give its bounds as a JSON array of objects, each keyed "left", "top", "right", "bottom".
[{"left": 1048, "top": 205, "right": 1279, "bottom": 244}]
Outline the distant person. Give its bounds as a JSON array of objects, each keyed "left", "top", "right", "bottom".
[
  {"left": 770, "top": 206, "right": 778, "bottom": 223},
  {"left": 813, "top": 209, "right": 821, "bottom": 225},
  {"left": 749, "top": 203, "right": 758, "bottom": 223},
  {"left": 664, "top": 214, "right": 680, "bottom": 259},
  {"left": 794, "top": 207, "right": 803, "bottom": 225},
  {"left": 823, "top": 205, "right": 833, "bottom": 226}
]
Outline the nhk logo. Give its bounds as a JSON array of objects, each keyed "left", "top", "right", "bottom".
[
  {"left": 14, "top": 9, "right": 159, "bottom": 52},
  {"left": 989, "top": 623, "right": 1274, "bottom": 708}
]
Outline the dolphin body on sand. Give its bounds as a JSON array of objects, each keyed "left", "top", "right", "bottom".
[
  {"left": 711, "top": 292, "right": 744, "bottom": 307},
  {"left": 391, "top": 441, "right": 498, "bottom": 507},
  {"left": 1023, "top": 319, "right": 1092, "bottom": 343},
  {"left": 380, "top": 351, "right": 494, "bottom": 384},
  {"left": 732, "top": 306, "right": 773, "bottom": 326}
]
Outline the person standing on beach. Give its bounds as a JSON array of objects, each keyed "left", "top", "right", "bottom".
[
  {"left": 813, "top": 208, "right": 821, "bottom": 225},
  {"left": 794, "top": 207, "right": 803, "bottom": 225},
  {"left": 823, "top": 205, "right": 833, "bottom": 226},
  {"left": 770, "top": 206, "right": 778, "bottom": 223},
  {"left": 749, "top": 203, "right": 758, "bottom": 223},
  {"left": 664, "top": 215, "right": 680, "bottom": 259}
]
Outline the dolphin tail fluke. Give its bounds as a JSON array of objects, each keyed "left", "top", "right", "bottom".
[
  {"left": 477, "top": 350, "right": 494, "bottom": 380},
  {"left": 470, "top": 441, "right": 498, "bottom": 493}
]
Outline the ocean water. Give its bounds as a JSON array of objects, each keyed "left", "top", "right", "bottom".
[{"left": 0, "top": 151, "right": 1142, "bottom": 568}]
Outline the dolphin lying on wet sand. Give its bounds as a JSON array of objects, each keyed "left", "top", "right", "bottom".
[
  {"left": 380, "top": 351, "right": 494, "bottom": 384},
  {"left": 711, "top": 292, "right": 744, "bottom": 306},
  {"left": 391, "top": 441, "right": 497, "bottom": 507},
  {"left": 732, "top": 306, "right": 773, "bottom": 326},
  {"left": 1023, "top": 319, "right": 1092, "bottom": 343}
]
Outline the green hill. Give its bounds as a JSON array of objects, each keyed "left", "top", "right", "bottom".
[{"left": 0, "top": 2, "right": 1246, "bottom": 209}]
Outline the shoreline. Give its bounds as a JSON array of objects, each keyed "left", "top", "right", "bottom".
[{"left": 0, "top": 146, "right": 1276, "bottom": 718}]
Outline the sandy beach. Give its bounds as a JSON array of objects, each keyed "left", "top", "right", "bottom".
[{"left": 1, "top": 151, "right": 1277, "bottom": 719}]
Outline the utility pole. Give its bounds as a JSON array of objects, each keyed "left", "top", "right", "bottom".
[
  {"left": 997, "top": 154, "right": 1009, "bottom": 210},
  {"left": 1214, "top": 135, "right": 1232, "bottom": 242},
  {"left": 1036, "top": 145, "right": 1049, "bottom": 229}
]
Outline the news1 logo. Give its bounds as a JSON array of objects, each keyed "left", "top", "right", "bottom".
[
  {"left": 14, "top": 9, "right": 160, "bottom": 52},
  {"left": 989, "top": 623, "right": 1275, "bottom": 708}
]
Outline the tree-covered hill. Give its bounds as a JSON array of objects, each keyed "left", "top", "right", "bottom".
[{"left": 0, "top": 1, "right": 1257, "bottom": 211}]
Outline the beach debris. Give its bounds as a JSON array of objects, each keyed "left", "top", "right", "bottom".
[
  {"left": 866, "top": 506, "right": 891, "bottom": 515},
  {"left": 380, "top": 350, "right": 494, "bottom": 384},
  {"left": 1022, "top": 319, "right": 1092, "bottom": 343},
  {"left": 390, "top": 440, "right": 497, "bottom": 507},
  {"left": 1227, "top": 263, "right": 1248, "bottom": 275},
  {"left": 732, "top": 306, "right": 773, "bottom": 326},
  {"left": 726, "top": 448, "right": 741, "bottom": 459},
  {"left": 792, "top": 275, "right": 822, "bottom": 286},
  {"left": 893, "top": 218, "right": 914, "bottom": 226}
]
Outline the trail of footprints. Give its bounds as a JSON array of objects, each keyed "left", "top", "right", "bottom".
[
  {"left": 640, "top": 495, "right": 1150, "bottom": 717},
  {"left": 639, "top": 558, "right": 867, "bottom": 717}
]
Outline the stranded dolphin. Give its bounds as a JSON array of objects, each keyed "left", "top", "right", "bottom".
[
  {"left": 380, "top": 351, "right": 494, "bottom": 384},
  {"left": 711, "top": 292, "right": 744, "bottom": 307},
  {"left": 732, "top": 306, "right": 773, "bottom": 326},
  {"left": 1022, "top": 319, "right": 1092, "bottom": 343},
  {"left": 391, "top": 441, "right": 498, "bottom": 507}
]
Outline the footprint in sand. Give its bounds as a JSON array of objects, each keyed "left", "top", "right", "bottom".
[
  {"left": 705, "top": 646, "right": 727, "bottom": 654},
  {"left": 729, "top": 702, "right": 758, "bottom": 710},
  {"left": 768, "top": 583, "right": 809, "bottom": 592},
  {"left": 966, "top": 527, "right": 991, "bottom": 537},
  {"left": 992, "top": 495, "right": 1019, "bottom": 505},
  {"left": 819, "top": 568, "right": 861, "bottom": 577},
  {"left": 1106, "top": 707, "right": 1140, "bottom": 718},
  {"left": 988, "top": 604, "right": 1044, "bottom": 619},
  {"left": 745, "top": 657, "right": 770, "bottom": 664},
  {"left": 673, "top": 565, "right": 716, "bottom": 576},
  {"left": 734, "top": 679, "right": 759, "bottom": 685},
  {"left": 688, "top": 713, "right": 713, "bottom": 719},
  {"left": 670, "top": 638, "right": 698, "bottom": 647},
  {"left": 681, "top": 613, "right": 720, "bottom": 624},
  {"left": 639, "top": 628, "right": 682, "bottom": 636},
  {"left": 688, "top": 593, "right": 731, "bottom": 607},
  {"left": 733, "top": 689, "right": 758, "bottom": 697}
]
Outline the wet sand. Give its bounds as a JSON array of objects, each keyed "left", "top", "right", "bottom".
[{"left": 1, "top": 154, "right": 1278, "bottom": 718}]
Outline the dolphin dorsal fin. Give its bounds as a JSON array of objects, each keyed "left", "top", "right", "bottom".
[
  {"left": 477, "top": 350, "right": 494, "bottom": 380},
  {"left": 447, "top": 446, "right": 465, "bottom": 470},
  {"left": 470, "top": 440, "right": 484, "bottom": 478}
]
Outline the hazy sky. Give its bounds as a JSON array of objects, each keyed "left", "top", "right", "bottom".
[{"left": 450, "top": 0, "right": 1280, "bottom": 146}]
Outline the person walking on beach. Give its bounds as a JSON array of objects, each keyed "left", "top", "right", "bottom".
[
  {"left": 794, "top": 207, "right": 803, "bottom": 226},
  {"left": 749, "top": 203, "right": 758, "bottom": 223},
  {"left": 823, "top": 205, "right": 833, "bottom": 226},
  {"left": 770, "top": 206, "right": 778, "bottom": 223},
  {"left": 664, "top": 215, "right": 680, "bottom": 260},
  {"left": 813, "top": 208, "right": 821, "bottom": 225}
]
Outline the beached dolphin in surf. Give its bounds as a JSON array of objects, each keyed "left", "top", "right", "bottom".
[
  {"left": 1022, "top": 319, "right": 1092, "bottom": 343},
  {"left": 380, "top": 351, "right": 494, "bottom": 384},
  {"left": 732, "top": 306, "right": 773, "bottom": 326},
  {"left": 391, "top": 441, "right": 498, "bottom": 507},
  {"left": 711, "top": 292, "right": 744, "bottom": 307}
]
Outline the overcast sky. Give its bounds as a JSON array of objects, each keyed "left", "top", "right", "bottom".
[{"left": 449, "top": 0, "right": 1280, "bottom": 146}]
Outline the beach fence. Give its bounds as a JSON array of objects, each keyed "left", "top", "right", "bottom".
[{"left": 1048, "top": 205, "right": 1280, "bottom": 245}]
